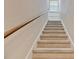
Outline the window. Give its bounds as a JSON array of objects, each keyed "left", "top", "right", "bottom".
[{"left": 49, "top": 0, "right": 59, "bottom": 12}]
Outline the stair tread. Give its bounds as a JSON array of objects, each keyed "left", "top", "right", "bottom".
[
  {"left": 41, "top": 38, "right": 67, "bottom": 40},
  {"left": 41, "top": 36, "right": 68, "bottom": 38},
  {"left": 44, "top": 28, "right": 64, "bottom": 30},
  {"left": 42, "top": 30, "right": 66, "bottom": 34},
  {"left": 40, "top": 35, "right": 67, "bottom": 38},
  {"left": 33, "top": 52, "right": 73, "bottom": 59},
  {"left": 42, "top": 33, "right": 67, "bottom": 36},
  {"left": 44, "top": 27, "right": 64, "bottom": 30},
  {"left": 45, "top": 25, "right": 63, "bottom": 27},
  {"left": 47, "top": 23, "right": 62, "bottom": 25},
  {"left": 38, "top": 40, "right": 70, "bottom": 44},
  {"left": 33, "top": 54, "right": 73, "bottom": 59},
  {"left": 47, "top": 21, "right": 62, "bottom": 25},
  {"left": 45, "top": 27, "right": 64, "bottom": 28},
  {"left": 37, "top": 43, "right": 71, "bottom": 48},
  {"left": 43, "top": 30, "right": 65, "bottom": 34},
  {"left": 48, "top": 21, "right": 61, "bottom": 22},
  {"left": 33, "top": 48, "right": 73, "bottom": 53},
  {"left": 47, "top": 24, "right": 62, "bottom": 25}
]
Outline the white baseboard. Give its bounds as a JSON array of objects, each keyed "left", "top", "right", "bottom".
[
  {"left": 25, "top": 19, "right": 48, "bottom": 59},
  {"left": 61, "top": 20, "right": 74, "bottom": 48}
]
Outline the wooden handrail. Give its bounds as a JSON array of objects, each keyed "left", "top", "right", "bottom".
[{"left": 4, "top": 11, "right": 48, "bottom": 38}]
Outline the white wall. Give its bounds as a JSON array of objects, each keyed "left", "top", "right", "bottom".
[
  {"left": 5, "top": 0, "right": 49, "bottom": 59},
  {"left": 5, "top": 0, "right": 49, "bottom": 32},
  {"left": 5, "top": 14, "right": 48, "bottom": 59},
  {"left": 60, "top": 0, "right": 74, "bottom": 41}
]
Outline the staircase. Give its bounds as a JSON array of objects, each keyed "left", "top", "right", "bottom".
[{"left": 32, "top": 21, "right": 74, "bottom": 59}]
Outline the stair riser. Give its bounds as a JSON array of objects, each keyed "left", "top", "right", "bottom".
[
  {"left": 33, "top": 53, "right": 73, "bottom": 59},
  {"left": 41, "top": 38, "right": 67, "bottom": 40},
  {"left": 37, "top": 44, "right": 71, "bottom": 48},
  {"left": 44, "top": 27, "right": 64, "bottom": 29},
  {"left": 43, "top": 30, "right": 65, "bottom": 33},
  {"left": 47, "top": 22, "right": 62, "bottom": 24},
  {"left": 44, "top": 28, "right": 64, "bottom": 30},
  {"left": 45, "top": 27, "right": 64, "bottom": 28},
  {"left": 47, "top": 24, "right": 62, "bottom": 25},
  {"left": 46, "top": 25, "right": 63, "bottom": 27},
  {"left": 42, "top": 34, "right": 67, "bottom": 37},
  {"left": 47, "top": 22, "right": 61, "bottom": 23},
  {"left": 43, "top": 32, "right": 66, "bottom": 34},
  {"left": 38, "top": 42, "right": 70, "bottom": 44},
  {"left": 38, "top": 41, "right": 70, "bottom": 44},
  {"left": 45, "top": 26, "right": 63, "bottom": 28},
  {"left": 47, "top": 21, "right": 62, "bottom": 25},
  {"left": 47, "top": 21, "right": 61, "bottom": 23},
  {"left": 33, "top": 49, "right": 73, "bottom": 53},
  {"left": 41, "top": 36, "right": 68, "bottom": 38}
]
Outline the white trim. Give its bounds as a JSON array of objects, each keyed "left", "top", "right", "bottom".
[
  {"left": 25, "top": 17, "right": 48, "bottom": 59},
  {"left": 61, "top": 20, "right": 74, "bottom": 48}
]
